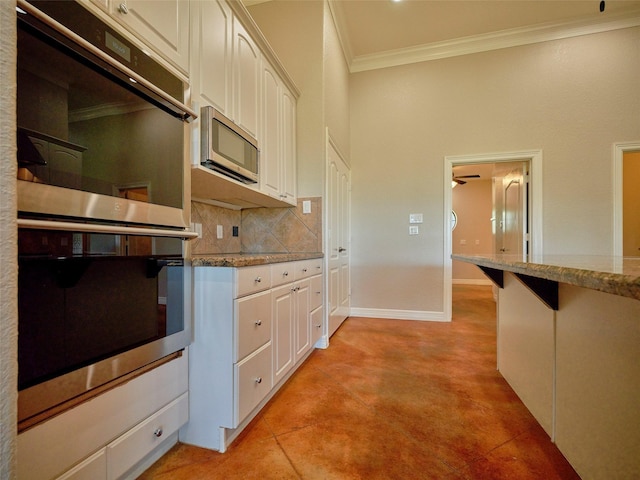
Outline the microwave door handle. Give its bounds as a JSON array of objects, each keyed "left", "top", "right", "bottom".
[{"left": 17, "top": 0, "right": 197, "bottom": 123}]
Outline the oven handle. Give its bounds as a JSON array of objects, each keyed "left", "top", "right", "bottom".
[
  {"left": 18, "top": 218, "right": 199, "bottom": 239},
  {"left": 16, "top": 0, "right": 197, "bottom": 123}
]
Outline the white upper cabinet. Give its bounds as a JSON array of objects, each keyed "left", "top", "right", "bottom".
[
  {"left": 189, "top": 0, "right": 299, "bottom": 209},
  {"left": 232, "top": 17, "right": 260, "bottom": 139},
  {"left": 196, "top": 0, "right": 232, "bottom": 115},
  {"left": 106, "top": 0, "right": 190, "bottom": 74},
  {"left": 260, "top": 61, "right": 297, "bottom": 205},
  {"left": 281, "top": 87, "right": 297, "bottom": 203}
]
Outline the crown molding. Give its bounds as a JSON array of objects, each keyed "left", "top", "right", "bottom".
[{"left": 348, "top": 9, "right": 640, "bottom": 73}]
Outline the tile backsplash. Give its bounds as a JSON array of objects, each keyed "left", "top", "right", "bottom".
[{"left": 190, "top": 197, "right": 322, "bottom": 255}]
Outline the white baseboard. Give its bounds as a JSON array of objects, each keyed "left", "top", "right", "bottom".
[
  {"left": 452, "top": 278, "right": 493, "bottom": 286},
  {"left": 349, "top": 308, "right": 449, "bottom": 322}
]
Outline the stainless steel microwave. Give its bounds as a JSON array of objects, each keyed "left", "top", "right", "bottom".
[{"left": 201, "top": 106, "right": 259, "bottom": 184}]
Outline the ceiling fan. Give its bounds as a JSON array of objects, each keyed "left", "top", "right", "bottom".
[{"left": 452, "top": 174, "right": 480, "bottom": 185}]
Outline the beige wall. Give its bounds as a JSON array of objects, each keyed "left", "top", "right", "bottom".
[
  {"left": 323, "top": 2, "right": 350, "bottom": 163},
  {"left": 452, "top": 180, "right": 493, "bottom": 282},
  {"left": 351, "top": 27, "right": 640, "bottom": 313},
  {"left": 1, "top": 0, "right": 18, "bottom": 476}
]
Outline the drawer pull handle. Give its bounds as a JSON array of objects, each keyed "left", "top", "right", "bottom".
[
  {"left": 316, "top": 265, "right": 321, "bottom": 269},
  {"left": 118, "top": 3, "right": 129, "bottom": 14},
  {"left": 316, "top": 291, "right": 321, "bottom": 294},
  {"left": 255, "top": 320, "right": 262, "bottom": 326},
  {"left": 255, "top": 276, "right": 262, "bottom": 283},
  {"left": 255, "top": 377, "right": 262, "bottom": 384},
  {"left": 153, "top": 427, "right": 163, "bottom": 438}
]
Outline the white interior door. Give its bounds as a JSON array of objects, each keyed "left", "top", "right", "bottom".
[
  {"left": 327, "top": 138, "right": 351, "bottom": 337},
  {"left": 500, "top": 164, "right": 528, "bottom": 258}
]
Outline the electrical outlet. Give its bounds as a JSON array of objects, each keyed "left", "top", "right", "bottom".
[
  {"left": 409, "top": 225, "right": 419, "bottom": 235},
  {"left": 303, "top": 200, "right": 311, "bottom": 214}
]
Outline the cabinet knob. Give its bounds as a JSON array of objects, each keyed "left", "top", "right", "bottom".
[
  {"left": 255, "top": 276, "right": 262, "bottom": 283},
  {"left": 255, "top": 320, "right": 262, "bottom": 326},
  {"left": 315, "top": 324, "right": 321, "bottom": 328},
  {"left": 118, "top": 3, "right": 129, "bottom": 14},
  {"left": 255, "top": 377, "right": 262, "bottom": 384},
  {"left": 283, "top": 271, "right": 289, "bottom": 277},
  {"left": 302, "top": 268, "right": 308, "bottom": 273},
  {"left": 153, "top": 427, "right": 163, "bottom": 438}
]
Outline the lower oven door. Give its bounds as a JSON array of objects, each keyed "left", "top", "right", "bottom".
[{"left": 17, "top": 224, "right": 191, "bottom": 427}]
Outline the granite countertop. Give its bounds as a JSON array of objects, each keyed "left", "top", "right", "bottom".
[
  {"left": 191, "top": 252, "right": 323, "bottom": 267},
  {"left": 452, "top": 253, "right": 640, "bottom": 301}
]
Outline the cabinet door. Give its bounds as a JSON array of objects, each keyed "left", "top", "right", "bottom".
[
  {"left": 272, "top": 284, "right": 293, "bottom": 384},
  {"left": 281, "top": 87, "right": 297, "bottom": 204},
  {"left": 294, "top": 279, "right": 311, "bottom": 362},
  {"left": 197, "top": 0, "right": 231, "bottom": 115},
  {"left": 310, "top": 306, "right": 323, "bottom": 347},
  {"left": 112, "top": 0, "right": 189, "bottom": 74},
  {"left": 260, "top": 61, "right": 281, "bottom": 200},
  {"left": 232, "top": 17, "right": 260, "bottom": 139}
]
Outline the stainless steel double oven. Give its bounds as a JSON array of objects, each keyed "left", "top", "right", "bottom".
[{"left": 16, "top": 0, "right": 196, "bottom": 428}]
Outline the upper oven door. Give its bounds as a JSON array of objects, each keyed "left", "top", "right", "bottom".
[{"left": 16, "top": 1, "right": 196, "bottom": 229}]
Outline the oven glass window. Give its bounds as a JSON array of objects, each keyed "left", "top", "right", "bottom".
[
  {"left": 17, "top": 229, "right": 185, "bottom": 391},
  {"left": 16, "top": 18, "right": 184, "bottom": 209}
]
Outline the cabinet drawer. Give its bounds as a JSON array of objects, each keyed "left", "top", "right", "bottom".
[
  {"left": 236, "top": 265, "right": 271, "bottom": 298},
  {"left": 236, "top": 290, "right": 272, "bottom": 362},
  {"left": 271, "top": 262, "right": 294, "bottom": 287},
  {"left": 106, "top": 393, "right": 188, "bottom": 480},
  {"left": 56, "top": 449, "right": 106, "bottom": 480},
  {"left": 294, "top": 258, "right": 323, "bottom": 280},
  {"left": 235, "top": 343, "right": 273, "bottom": 424},
  {"left": 310, "top": 274, "right": 323, "bottom": 311}
]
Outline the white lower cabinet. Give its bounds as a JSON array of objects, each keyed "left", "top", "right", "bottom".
[
  {"left": 182, "top": 258, "right": 323, "bottom": 452},
  {"left": 19, "top": 354, "right": 189, "bottom": 480}
]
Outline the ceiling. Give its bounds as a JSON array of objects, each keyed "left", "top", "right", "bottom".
[{"left": 245, "top": 0, "right": 640, "bottom": 72}]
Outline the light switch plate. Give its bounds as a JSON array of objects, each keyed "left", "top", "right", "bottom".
[
  {"left": 409, "top": 213, "right": 423, "bottom": 224},
  {"left": 302, "top": 200, "right": 311, "bottom": 214},
  {"left": 409, "top": 225, "right": 419, "bottom": 235},
  {"left": 216, "top": 224, "right": 223, "bottom": 239}
]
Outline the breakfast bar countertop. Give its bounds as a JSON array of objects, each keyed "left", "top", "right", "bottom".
[
  {"left": 191, "top": 252, "right": 323, "bottom": 268},
  {"left": 452, "top": 253, "right": 640, "bottom": 301}
]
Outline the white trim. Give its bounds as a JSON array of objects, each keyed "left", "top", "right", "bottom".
[
  {"left": 444, "top": 150, "right": 543, "bottom": 321},
  {"left": 344, "top": 9, "right": 640, "bottom": 73},
  {"left": 350, "top": 308, "right": 448, "bottom": 322},
  {"left": 613, "top": 141, "right": 640, "bottom": 256},
  {"left": 452, "top": 279, "right": 493, "bottom": 286}
]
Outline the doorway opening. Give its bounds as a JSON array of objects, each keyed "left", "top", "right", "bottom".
[
  {"left": 443, "top": 150, "right": 543, "bottom": 321},
  {"left": 613, "top": 142, "right": 640, "bottom": 256}
]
